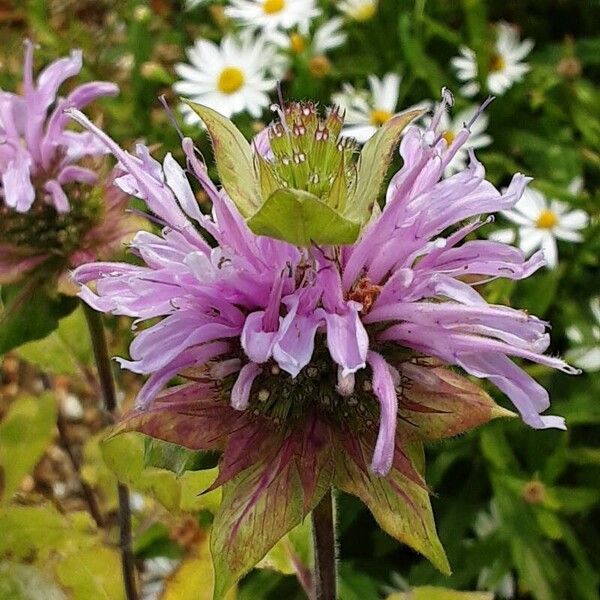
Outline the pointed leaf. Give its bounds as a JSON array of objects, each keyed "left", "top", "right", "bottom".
[
  {"left": 345, "top": 109, "right": 424, "bottom": 223},
  {"left": 183, "top": 100, "right": 260, "bottom": 217},
  {"left": 334, "top": 438, "right": 450, "bottom": 574},
  {"left": 398, "top": 366, "right": 515, "bottom": 440},
  {"left": 211, "top": 425, "right": 333, "bottom": 599},
  {"left": 247, "top": 188, "right": 361, "bottom": 246},
  {"left": 255, "top": 154, "right": 280, "bottom": 200},
  {"left": 112, "top": 382, "right": 240, "bottom": 452}
]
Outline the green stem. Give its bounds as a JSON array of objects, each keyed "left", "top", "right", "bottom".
[
  {"left": 82, "top": 302, "right": 138, "bottom": 600},
  {"left": 312, "top": 488, "right": 337, "bottom": 600}
]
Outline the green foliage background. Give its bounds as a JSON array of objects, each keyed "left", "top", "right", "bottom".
[{"left": 0, "top": 0, "right": 598, "bottom": 599}]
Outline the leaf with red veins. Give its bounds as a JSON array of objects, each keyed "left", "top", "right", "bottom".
[
  {"left": 398, "top": 365, "right": 515, "bottom": 440},
  {"left": 205, "top": 420, "right": 285, "bottom": 493},
  {"left": 334, "top": 436, "right": 450, "bottom": 575},
  {"left": 294, "top": 414, "right": 335, "bottom": 514},
  {"left": 112, "top": 382, "right": 245, "bottom": 452},
  {"left": 210, "top": 418, "right": 334, "bottom": 600}
]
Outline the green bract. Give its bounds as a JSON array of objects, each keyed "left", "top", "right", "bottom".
[{"left": 183, "top": 99, "right": 423, "bottom": 246}]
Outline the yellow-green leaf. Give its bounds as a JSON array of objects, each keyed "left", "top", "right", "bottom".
[
  {"left": 17, "top": 308, "right": 92, "bottom": 376},
  {"left": 256, "top": 519, "right": 312, "bottom": 575},
  {"left": 0, "top": 562, "right": 67, "bottom": 600},
  {"left": 101, "top": 432, "right": 221, "bottom": 513},
  {"left": 247, "top": 188, "right": 361, "bottom": 246},
  {"left": 182, "top": 100, "right": 259, "bottom": 218},
  {"left": 0, "top": 505, "right": 97, "bottom": 561},
  {"left": 160, "top": 537, "right": 236, "bottom": 600},
  {"left": 335, "top": 440, "right": 450, "bottom": 575},
  {"left": 55, "top": 545, "right": 126, "bottom": 600},
  {"left": 0, "top": 393, "right": 57, "bottom": 502},
  {"left": 346, "top": 109, "right": 424, "bottom": 223}
]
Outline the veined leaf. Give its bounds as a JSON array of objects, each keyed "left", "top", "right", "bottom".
[
  {"left": 247, "top": 188, "right": 361, "bottom": 246},
  {"left": 211, "top": 424, "right": 334, "bottom": 600},
  {"left": 334, "top": 439, "right": 450, "bottom": 575},
  {"left": 182, "top": 100, "right": 259, "bottom": 218},
  {"left": 398, "top": 366, "right": 515, "bottom": 440},
  {"left": 345, "top": 109, "right": 424, "bottom": 223}
]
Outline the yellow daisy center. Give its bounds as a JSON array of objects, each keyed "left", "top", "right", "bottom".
[
  {"left": 263, "top": 0, "right": 285, "bottom": 14},
  {"left": 442, "top": 130, "right": 455, "bottom": 145},
  {"left": 370, "top": 108, "right": 392, "bottom": 126},
  {"left": 536, "top": 209, "right": 558, "bottom": 229},
  {"left": 489, "top": 53, "right": 506, "bottom": 72},
  {"left": 290, "top": 32, "right": 306, "bottom": 54},
  {"left": 351, "top": 3, "right": 377, "bottom": 21},
  {"left": 217, "top": 66, "right": 245, "bottom": 94}
]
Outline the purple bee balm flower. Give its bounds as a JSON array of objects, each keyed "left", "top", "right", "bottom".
[
  {"left": 70, "top": 91, "right": 577, "bottom": 597},
  {"left": 0, "top": 41, "right": 135, "bottom": 285}
]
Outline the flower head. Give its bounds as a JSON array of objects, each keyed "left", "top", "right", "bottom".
[
  {"left": 225, "top": 0, "right": 320, "bottom": 34},
  {"left": 332, "top": 73, "right": 428, "bottom": 143},
  {"left": 451, "top": 22, "right": 534, "bottom": 97},
  {"left": 271, "top": 17, "right": 347, "bottom": 59},
  {"left": 181, "top": 97, "right": 422, "bottom": 246},
  {"left": 174, "top": 32, "right": 280, "bottom": 125},
  {"left": 337, "top": 0, "right": 378, "bottom": 22},
  {"left": 0, "top": 41, "right": 128, "bottom": 284},
  {"left": 69, "top": 90, "right": 577, "bottom": 598},
  {"left": 490, "top": 182, "right": 589, "bottom": 269},
  {"left": 0, "top": 41, "right": 117, "bottom": 214}
]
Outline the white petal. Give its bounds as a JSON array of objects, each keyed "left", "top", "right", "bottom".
[
  {"left": 518, "top": 227, "right": 545, "bottom": 255},
  {"left": 514, "top": 188, "right": 546, "bottom": 220},
  {"left": 553, "top": 227, "right": 583, "bottom": 243},
  {"left": 559, "top": 209, "right": 589, "bottom": 230},
  {"left": 540, "top": 232, "right": 558, "bottom": 268},
  {"left": 489, "top": 228, "right": 516, "bottom": 244}
]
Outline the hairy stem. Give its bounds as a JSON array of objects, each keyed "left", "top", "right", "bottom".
[
  {"left": 312, "top": 488, "right": 337, "bottom": 600},
  {"left": 82, "top": 302, "right": 138, "bottom": 600}
]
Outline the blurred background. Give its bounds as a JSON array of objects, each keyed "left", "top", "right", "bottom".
[{"left": 0, "top": 1, "right": 599, "bottom": 598}]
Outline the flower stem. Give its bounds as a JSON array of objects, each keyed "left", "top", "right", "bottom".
[
  {"left": 82, "top": 302, "right": 138, "bottom": 600},
  {"left": 312, "top": 488, "right": 337, "bottom": 600}
]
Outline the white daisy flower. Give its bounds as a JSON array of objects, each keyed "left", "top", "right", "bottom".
[
  {"left": 270, "top": 17, "right": 347, "bottom": 56},
  {"left": 332, "top": 73, "right": 427, "bottom": 143},
  {"left": 174, "top": 32, "right": 278, "bottom": 125},
  {"left": 225, "top": 0, "right": 320, "bottom": 34},
  {"left": 423, "top": 104, "right": 492, "bottom": 174},
  {"left": 566, "top": 298, "right": 600, "bottom": 372},
  {"left": 490, "top": 182, "right": 589, "bottom": 269},
  {"left": 451, "top": 21, "right": 534, "bottom": 97},
  {"left": 337, "top": 0, "right": 378, "bottom": 21}
]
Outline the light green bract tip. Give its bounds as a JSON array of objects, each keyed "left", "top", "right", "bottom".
[{"left": 183, "top": 98, "right": 423, "bottom": 246}]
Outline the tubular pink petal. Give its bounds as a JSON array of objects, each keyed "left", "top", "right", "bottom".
[
  {"left": 231, "top": 363, "right": 262, "bottom": 410},
  {"left": 367, "top": 351, "right": 398, "bottom": 476}
]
